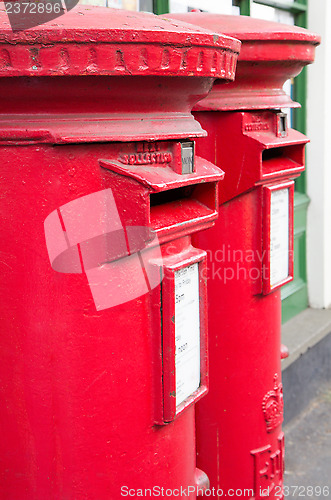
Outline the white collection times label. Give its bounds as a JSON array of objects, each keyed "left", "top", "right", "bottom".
[
  {"left": 270, "top": 188, "right": 290, "bottom": 288},
  {"left": 174, "top": 263, "right": 201, "bottom": 407}
]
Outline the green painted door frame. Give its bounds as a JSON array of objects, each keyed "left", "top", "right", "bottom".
[
  {"left": 153, "top": 0, "right": 169, "bottom": 14},
  {"left": 238, "top": 0, "right": 251, "bottom": 15}
]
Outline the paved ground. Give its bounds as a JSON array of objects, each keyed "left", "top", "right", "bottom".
[{"left": 284, "top": 382, "right": 331, "bottom": 499}]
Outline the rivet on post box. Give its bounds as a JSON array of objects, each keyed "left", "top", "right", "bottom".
[
  {"left": 0, "top": 6, "right": 241, "bottom": 499},
  {"left": 164, "top": 12, "right": 320, "bottom": 500}
]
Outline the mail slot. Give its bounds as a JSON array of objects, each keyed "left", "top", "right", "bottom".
[
  {"left": 164, "top": 11, "right": 320, "bottom": 500},
  {"left": 0, "top": 6, "right": 241, "bottom": 499}
]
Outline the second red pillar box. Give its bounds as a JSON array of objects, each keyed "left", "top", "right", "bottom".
[
  {"left": 164, "top": 12, "right": 320, "bottom": 500},
  {"left": 0, "top": 7, "right": 242, "bottom": 499}
]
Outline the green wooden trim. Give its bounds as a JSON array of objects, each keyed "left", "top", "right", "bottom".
[
  {"left": 253, "top": 0, "right": 306, "bottom": 14},
  {"left": 153, "top": 0, "right": 169, "bottom": 14},
  {"left": 281, "top": 232, "right": 308, "bottom": 322},
  {"left": 281, "top": 282, "right": 308, "bottom": 323},
  {"left": 293, "top": 191, "right": 310, "bottom": 209},
  {"left": 281, "top": 192, "right": 309, "bottom": 322},
  {"left": 281, "top": 278, "right": 306, "bottom": 301},
  {"left": 239, "top": 0, "right": 251, "bottom": 16},
  {"left": 293, "top": 192, "right": 309, "bottom": 234}
]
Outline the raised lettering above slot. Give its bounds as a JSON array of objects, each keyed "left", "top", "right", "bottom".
[
  {"left": 118, "top": 142, "right": 173, "bottom": 165},
  {"left": 118, "top": 152, "right": 173, "bottom": 165}
]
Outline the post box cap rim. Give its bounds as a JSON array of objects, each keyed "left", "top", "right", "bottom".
[
  {"left": 162, "top": 13, "right": 321, "bottom": 46},
  {"left": 0, "top": 6, "right": 240, "bottom": 79}
]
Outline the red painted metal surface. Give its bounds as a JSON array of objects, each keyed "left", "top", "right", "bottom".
[
  {"left": 163, "top": 12, "right": 320, "bottom": 110},
  {"left": 164, "top": 12, "right": 320, "bottom": 500},
  {"left": 192, "top": 126, "right": 301, "bottom": 499},
  {"left": 194, "top": 189, "right": 285, "bottom": 498},
  {"left": 0, "top": 7, "right": 241, "bottom": 144},
  {"left": 0, "top": 7, "right": 239, "bottom": 499}
]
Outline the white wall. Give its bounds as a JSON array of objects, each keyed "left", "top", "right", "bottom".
[
  {"left": 169, "top": 0, "right": 236, "bottom": 14},
  {"left": 307, "top": 0, "right": 331, "bottom": 308},
  {"left": 80, "top": 0, "right": 140, "bottom": 9}
]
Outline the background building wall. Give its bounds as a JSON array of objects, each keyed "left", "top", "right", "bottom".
[
  {"left": 168, "top": 0, "right": 234, "bottom": 14},
  {"left": 307, "top": 0, "right": 331, "bottom": 309}
]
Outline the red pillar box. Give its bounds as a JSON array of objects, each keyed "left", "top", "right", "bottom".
[
  {"left": 0, "top": 7, "right": 241, "bottom": 499},
  {"left": 164, "top": 12, "right": 320, "bottom": 500}
]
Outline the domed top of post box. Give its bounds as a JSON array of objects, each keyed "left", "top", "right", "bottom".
[
  {"left": 163, "top": 13, "right": 320, "bottom": 110},
  {"left": 0, "top": 6, "right": 240, "bottom": 78},
  {"left": 0, "top": 6, "right": 241, "bottom": 143}
]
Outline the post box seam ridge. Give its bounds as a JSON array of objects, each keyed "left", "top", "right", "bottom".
[{"left": 0, "top": 42, "right": 239, "bottom": 78}]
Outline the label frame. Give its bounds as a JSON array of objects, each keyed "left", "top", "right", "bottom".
[
  {"left": 262, "top": 181, "right": 294, "bottom": 294},
  {"left": 160, "top": 248, "right": 208, "bottom": 423}
]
